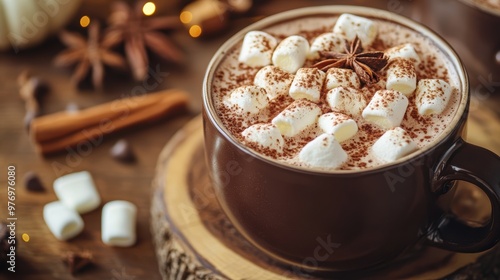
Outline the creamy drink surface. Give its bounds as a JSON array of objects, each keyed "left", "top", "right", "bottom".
[{"left": 211, "top": 15, "right": 461, "bottom": 170}]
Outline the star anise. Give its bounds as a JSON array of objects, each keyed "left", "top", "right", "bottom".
[
  {"left": 313, "top": 36, "right": 388, "bottom": 84},
  {"left": 106, "top": 1, "right": 184, "bottom": 81},
  {"left": 54, "top": 22, "right": 126, "bottom": 89}
]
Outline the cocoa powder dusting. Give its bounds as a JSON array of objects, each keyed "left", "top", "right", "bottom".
[{"left": 211, "top": 15, "right": 461, "bottom": 170}]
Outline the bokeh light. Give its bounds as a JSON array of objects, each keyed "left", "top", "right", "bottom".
[
  {"left": 179, "top": 11, "right": 193, "bottom": 24},
  {"left": 189, "top": 25, "right": 202, "bottom": 38},
  {"left": 80, "top": 16, "right": 90, "bottom": 28},
  {"left": 142, "top": 2, "right": 156, "bottom": 16}
]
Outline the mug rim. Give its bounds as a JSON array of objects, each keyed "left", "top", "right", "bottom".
[{"left": 202, "top": 5, "right": 469, "bottom": 175}]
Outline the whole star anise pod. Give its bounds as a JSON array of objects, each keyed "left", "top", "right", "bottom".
[
  {"left": 313, "top": 36, "right": 388, "bottom": 84},
  {"left": 106, "top": 1, "right": 184, "bottom": 81},
  {"left": 54, "top": 22, "right": 126, "bottom": 89}
]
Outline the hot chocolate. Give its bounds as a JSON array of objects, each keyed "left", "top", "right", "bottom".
[{"left": 211, "top": 13, "right": 461, "bottom": 170}]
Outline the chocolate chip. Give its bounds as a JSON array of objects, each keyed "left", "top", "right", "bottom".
[
  {"left": 24, "top": 171, "right": 45, "bottom": 192},
  {"left": 110, "top": 139, "right": 136, "bottom": 163},
  {"left": 62, "top": 250, "right": 93, "bottom": 274}
]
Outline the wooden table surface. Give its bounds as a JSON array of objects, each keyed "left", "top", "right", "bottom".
[{"left": 0, "top": 1, "right": 499, "bottom": 279}]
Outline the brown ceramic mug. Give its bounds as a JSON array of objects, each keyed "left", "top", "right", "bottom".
[{"left": 202, "top": 6, "right": 500, "bottom": 274}]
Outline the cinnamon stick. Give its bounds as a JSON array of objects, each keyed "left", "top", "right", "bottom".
[{"left": 31, "top": 90, "right": 189, "bottom": 155}]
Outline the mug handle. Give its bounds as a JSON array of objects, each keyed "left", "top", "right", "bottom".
[{"left": 427, "top": 138, "right": 500, "bottom": 252}]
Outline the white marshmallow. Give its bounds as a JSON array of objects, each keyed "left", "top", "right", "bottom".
[
  {"left": 43, "top": 201, "right": 84, "bottom": 241},
  {"left": 272, "top": 100, "right": 322, "bottom": 137},
  {"left": 318, "top": 112, "right": 358, "bottom": 142},
  {"left": 289, "top": 68, "right": 326, "bottom": 102},
  {"left": 326, "top": 87, "right": 367, "bottom": 117},
  {"left": 53, "top": 171, "right": 101, "bottom": 214},
  {"left": 242, "top": 123, "right": 284, "bottom": 153},
  {"left": 272, "top": 35, "right": 309, "bottom": 73},
  {"left": 386, "top": 59, "right": 417, "bottom": 96},
  {"left": 332, "top": 13, "right": 377, "bottom": 47},
  {"left": 362, "top": 90, "right": 409, "bottom": 129},
  {"left": 239, "top": 31, "right": 278, "bottom": 67},
  {"left": 298, "top": 133, "right": 348, "bottom": 169},
  {"left": 385, "top": 43, "right": 421, "bottom": 66},
  {"left": 223, "top": 85, "right": 268, "bottom": 114},
  {"left": 254, "top": 65, "right": 294, "bottom": 100},
  {"left": 101, "top": 200, "right": 137, "bottom": 247},
  {"left": 415, "top": 79, "right": 452, "bottom": 116},
  {"left": 308, "top": 32, "right": 345, "bottom": 60},
  {"left": 372, "top": 127, "right": 417, "bottom": 163},
  {"left": 324, "top": 68, "right": 361, "bottom": 90}
]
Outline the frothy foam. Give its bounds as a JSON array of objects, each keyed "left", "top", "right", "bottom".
[{"left": 211, "top": 15, "right": 461, "bottom": 170}]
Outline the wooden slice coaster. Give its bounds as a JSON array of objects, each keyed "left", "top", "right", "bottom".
[{"left": 151, "top": 114, "right": 500, "bottom": 279}]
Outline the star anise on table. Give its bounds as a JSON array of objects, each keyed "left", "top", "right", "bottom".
[
  {"left": 106, "top": 0, "right": 184, "bottom": 81},
  {"left": 313, "top": 36, "right": 388, "bottom": 84},
  {"left": 54, "top": 22, "right": 126, "bottom": 89}
]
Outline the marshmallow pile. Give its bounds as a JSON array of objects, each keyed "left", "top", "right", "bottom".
[
  {"left": 43, "top": 171, "right": 137, "bottom": 247},
  {"left": 229, "top": 13, "right": 455, "bottom": 169}
]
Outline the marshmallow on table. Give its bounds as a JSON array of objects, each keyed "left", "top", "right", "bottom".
[
  {"left": 372, "top": 127, "right": 417, "bottom": 163},
  {"left": 102, "top": 200, "right": 137, "bottom": 247},
  {"left": 53, "top": 171, "right": 101, "bottom": 214},
  {"left": 308, "top": 32, "right": 345, "bottom": 60},
  {"left": 385, "top": 43, "right": 421, "bottom": 66},
  {"left": 298, "top": 133, "right": 348, "bottom": 169},
  {"left": 223, "top": 85, "right": 268, "bottom": 114},
  {"left": 239, "top": 31, "right": 278, "bottom": 67},
  {"left": 43, "top": 201, "right": 84, "bottom": 241},
  {"left": 289, "top": 68, "right": 326, "bottom": 102},
  {"left": 324, "top": 68, "right": 361, "bottom": 90},
  {"left": 415, "top": 79, "right": 452, "bottom": 116},
  {"left": 272, "top": 35, "right": 309, "bottom": 73},
  {"left": 254, "top": 65, "right": 294, "bottom": 100},
  {"left": 272, "top": 100, "right": 322, "bottom": 137},
  {"left": 362, "top": 90, "right": 409, "bottom": 129},
  {"left": 326, "top": 86, "right": 367, "bottom": 117},
  {"left": 332, "top": 13, "right": 377, "bottom": 47},
  {"left": 242, "top": 123, "right": 284, "bottom": 153},
  {"left": 386, "top": 59, "right": 417, "bottom": 97},
  {"left": 318, "top": 112, "right": 358, "bottom": 142}
]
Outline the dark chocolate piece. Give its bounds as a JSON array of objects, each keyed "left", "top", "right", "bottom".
[
  {"left": 110, "top": 139, "right": 136, "bottom": 163},
  {"left": 23, "top": 171, "right": 45, "bottom": 192}
]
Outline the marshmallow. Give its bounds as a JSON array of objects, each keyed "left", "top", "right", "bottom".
[
  {"left": 324, "top": 68, "right": 361, "bottom": 90},
  {"left": 53, "top": 171, "right": 101, "bottom": 214},
  {"left": 308, "top": 32, "right": 345, "bottom": 59},
  {"left": 332, "top": 13, "right": 377, "bottom": 47},
  {"left": 223, "top": 85, "right": 268, "bottom": 114},
  {"left": 298, "top": 133, "right": 348, "bottom": 169},
  {"left": 272, "top": 35, "right": 309, "bottom": 73},
  {"left": 101, "top": 200, "right": 137, "bottom": 247},
  {"left": 372, "top": 127, "right": 417, "bottom": 163},
  {"left": 43, "top": 201, "right": 84, "bottom": 241},
  {"left": 415, "top": 79, "right": 452, "bottom": 116},
  {"left": 272, "top": 100, "right": 322, "bottom": 137},
  {"left": 242, "top": 123, "right": 284, "bottom": 153},
  {"left": 254, "top": 65, "right": 294, "bottom": 100},
  {"left": 289, "top": 68, "right": 326, "bottom": 102},
  {"left": 318, "top": 112, "right": 358, "bottom": 142},
  {"left": 326, "top": 87, "right": 367, "bottom": 117},
  {"left": 386, "top": 59, "right": 417, "bottom": 96},
  {"left": 362, "top": 90, "right": 409, "bottom": 129},
  {"left": 385, "top": 43, "right": 421, "bottom": 66},
  {"left": 239, "top": 31, "right": 278, "bottom": 67}
]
